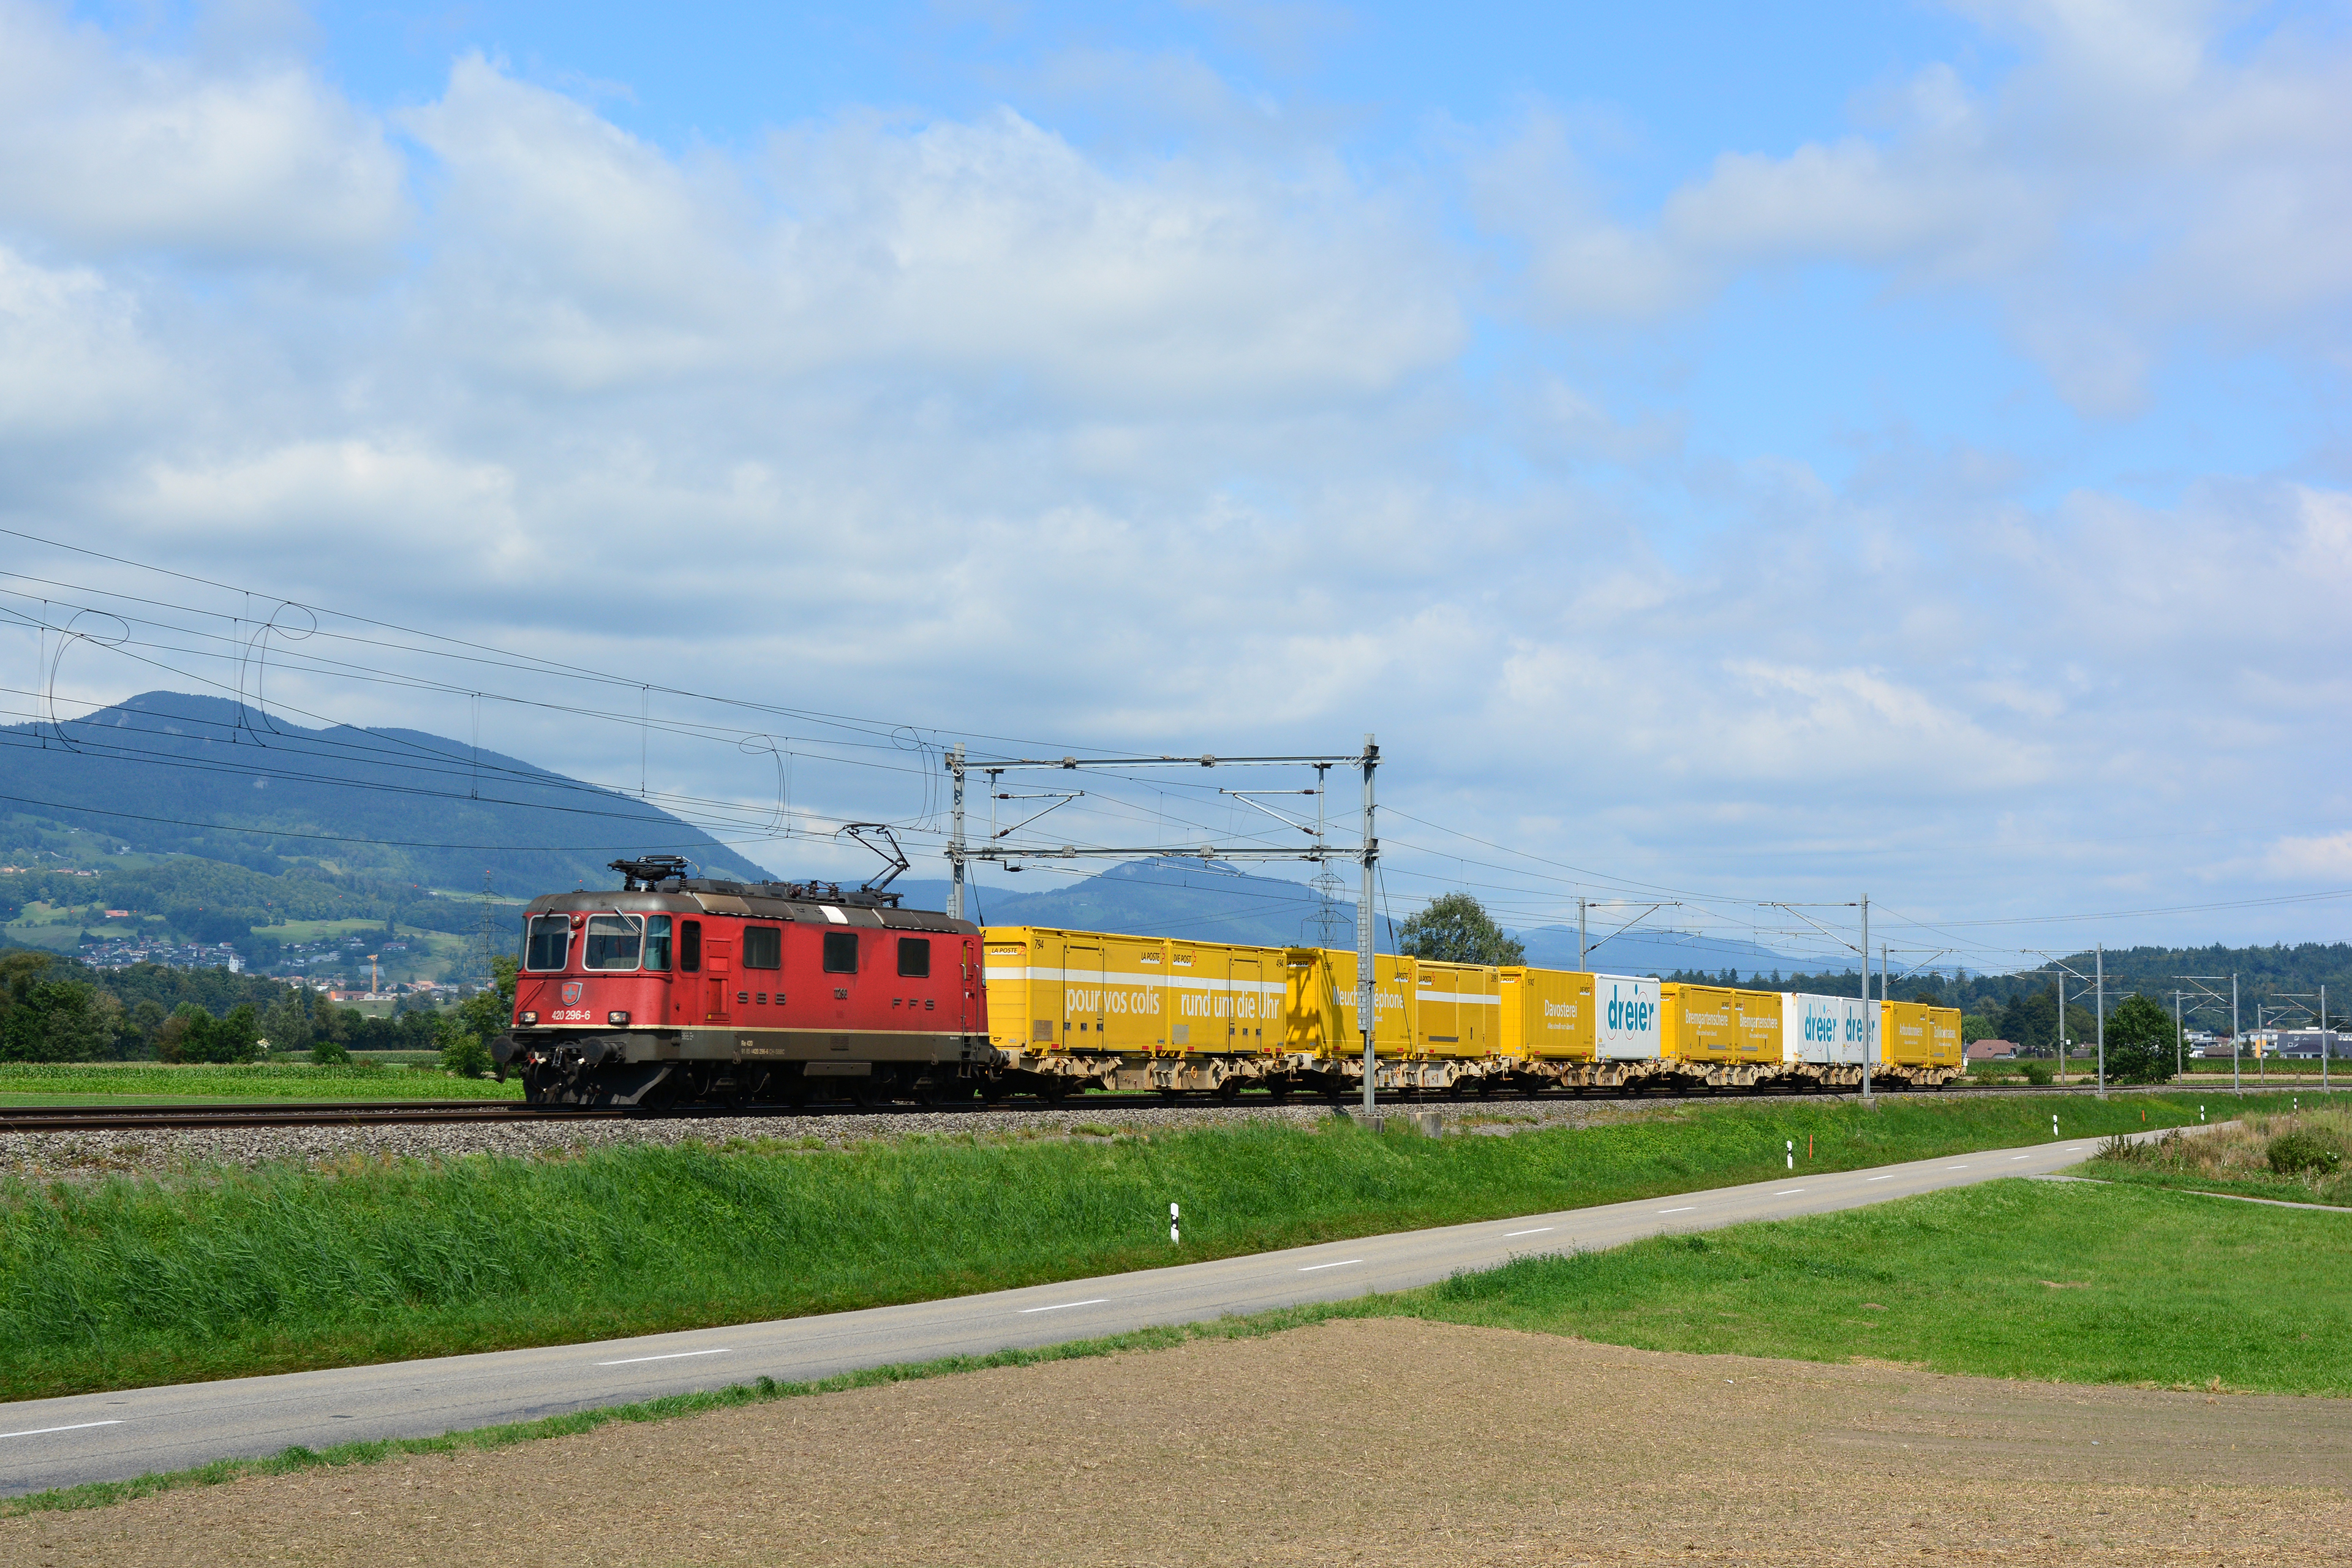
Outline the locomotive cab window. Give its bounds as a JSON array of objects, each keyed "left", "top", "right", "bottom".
[
  {"left": 643, "top": 915, "right": 673, "bottom": 971},
  {"left": 679, "top": 919, "right": 702, "bottom": 973},
  {"left": 897, "top": 937, "right": 930, "bottom": 978},
  {"left": 743, "top": 925, "right": 781, "bottom": 970},
  {"left": 823, "top": 930, "right": 859, "bottom": 973},
  {"left": 583, "top": 913, "right": 644, "bottom": 970},
  {"left": 524, "top": 914, "right": 571, "bottom": 971}
]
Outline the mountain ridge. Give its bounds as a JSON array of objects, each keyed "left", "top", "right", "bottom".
[{"left": 1, "top": 690, "right": 774, "bottom": 891}]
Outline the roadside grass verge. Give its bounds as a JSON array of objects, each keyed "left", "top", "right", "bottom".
[
  {"left": 1400, "top": 1177, "right": 2352, "bottom": 1394},
  {"left": 2087, "top": 1106, "right": 2352, "bottom": 1208},
  {"left": 0, "top": 1062, "right": 518, "bottom": 1104},
  {"left": 0, "top": 1091, "right": 2296, "bottom": 1401},
  {"left": 10, "top": 1174, "right": 2342, "bottom": 1519}
]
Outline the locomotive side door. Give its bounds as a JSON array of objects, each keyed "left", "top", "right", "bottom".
[
  {"left": 1063, "top": 944, "right": 1103, "bottom": 1051},
  {"left": 960, "top": 938, "right": 976, "bottom": 1032},
  {"left": 704, "top": 935, "right": 732, "bottom": 1023}
]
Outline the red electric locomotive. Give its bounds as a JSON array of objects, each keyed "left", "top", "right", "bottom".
[{"left": 491, "top": 848, "right": 988, "bottom": 1107}]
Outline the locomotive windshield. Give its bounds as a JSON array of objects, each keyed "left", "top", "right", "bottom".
[
  {"left": 583, "top": 914, "right": 643, "bottom": 970},
  {"left": 524, "top": 914, "right": 571, "bottom": 971}
]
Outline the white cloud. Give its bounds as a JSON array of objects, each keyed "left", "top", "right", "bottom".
[
  {"left": 2266, "top": 832, "right": 2352, "bottom": 883},
  {"left": 393, "top": 56, "right": 1463, "bottom": 409},
  {"left": 1490, "top": 2, "right": 2352, "bottom": 410},
  {"left": 0, "top": 1, "right": 406, "bottom": 273},
  {"left": 0, "top": 246, "right": 162, "bottom": 437}
]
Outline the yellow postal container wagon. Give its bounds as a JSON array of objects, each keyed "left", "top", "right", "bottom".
[
  {"left": 1283, "top": 948, "right": 1484, "bottom": 1092},
  {"left": 1497, "top": 969, "right": 1671, "bottom": 1087},
  {"left": 1878, "top": 999, "right": 1962, "bottom": 1085},
  {"left": 1659, "top": 984, "right": 1786, "bottom": 1086},
  {"left": 981, "top": 925, "right": 1287, "bottom": 1094}
]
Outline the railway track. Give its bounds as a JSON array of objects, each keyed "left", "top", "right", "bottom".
[{"left": 0, "top": 1079, "right": 2152, "bottom": 1133}]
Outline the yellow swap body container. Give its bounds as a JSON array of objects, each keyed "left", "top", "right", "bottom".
[
  {"left": 984, "top": 926, "right": 1288, "bottom": 1057},
  {"left": 981, "top": 930, "right": 1042, "bottom": 1054},
  {"left": 1926, "top": 1005, "right": 1963, "bottom": 1069},
  {"left": 1164, "top": 938, "right": 1284, "bottom": 1057},
  {"left": 1498, "top": 967, "right": 1597, "bottom": 1060},
  {"left": 1880, "top": 1000, "right": 1936, "bottom": 1068},
  {"left": 1287, "top": 948, "right": 1412, "bottom": 1058},
  {"left": 1660, "top": 984, "right": 1782, "bottom": 1064},
  {"left": 1408, "top": 959, "right": 1499, "bottom": 1059}
]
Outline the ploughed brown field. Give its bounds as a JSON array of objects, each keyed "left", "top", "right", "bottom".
[{"left": 9, "top": 1318, "right": 2346, "bottom": 1566}]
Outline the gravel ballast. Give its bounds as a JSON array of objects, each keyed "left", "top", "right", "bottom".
[
  {"left": 0, "top": 1098, "right": 1698, "bottom": 1179},
  {"left": 0, "top": 1087, "right": 2068, "bottom": 1180}
]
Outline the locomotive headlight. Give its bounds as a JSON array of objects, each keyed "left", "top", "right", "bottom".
[
  {"left": 608, "top": 1010, "right": 631, "bottom": 1025},
  {"left": 519, "top": 1010, "right": 538, "bottom": 1025}
]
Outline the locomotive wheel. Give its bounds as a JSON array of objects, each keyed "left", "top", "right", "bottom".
[
  {"left": 1264, "top": 1077, "right": 1294, "bottom": 1099},
  {"left": 1214, "top": 1077, "right": 1243, "bottom": 1102}
]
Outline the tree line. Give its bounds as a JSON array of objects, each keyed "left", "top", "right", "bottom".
[{"left": 0, "top": 951, "right": 512, "bottom": 1076}]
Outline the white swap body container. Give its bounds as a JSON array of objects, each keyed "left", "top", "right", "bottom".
[
  {"left": 1593, "top": 974, "right": 1664, "bottom": 1061},
  {"left": 1781, "top": 992, "right": 1877, "bottom": 1066}
]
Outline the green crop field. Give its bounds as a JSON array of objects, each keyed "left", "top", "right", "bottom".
[
  {"left": 0, "top": 1061, "right": 518, "bottom": 1105},
  {"left": 1376, "top": 1176, "right": 2352, "bottom": 1395},
  {"left": 0, "top": 1090, "right": 2301, "bottom": 1400}
]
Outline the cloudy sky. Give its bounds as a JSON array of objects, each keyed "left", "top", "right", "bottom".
[{"left": 2, "top": 0, "right": 2348, "bottom": 970}]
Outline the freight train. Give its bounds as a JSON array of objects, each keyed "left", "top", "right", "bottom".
[{"left": 494, "top": 859, "right": 1962, "bottom": 1106}]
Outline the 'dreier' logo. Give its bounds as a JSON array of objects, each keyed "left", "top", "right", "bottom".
[{"left": 562, "top": 982, "right": 583, "bottom": 1005}]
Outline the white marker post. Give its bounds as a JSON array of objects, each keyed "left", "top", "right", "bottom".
[
  {"left": 2051, "top": 1114, "right": 2059, "bottom": 1139},
  {"left": 1170, "top": 1202, "right": 1180, "bottom": 1245},
  {"left": 1786, "top": 1140, "right": 1794, "bottom": 1170}
]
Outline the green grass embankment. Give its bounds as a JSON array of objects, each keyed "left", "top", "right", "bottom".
[
  {"left": 0, "top": 1061, "right": 518, "bottom": 1104},
  {"left": 1383, "top": 1178, "right": 2352, "bottom": 1395},
  {"left": 0, "top": 1091, "right": 2289, "bottom": 1400}
]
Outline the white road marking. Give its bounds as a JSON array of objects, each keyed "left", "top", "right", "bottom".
[
  {"left": 1657, "top": 1206, "right": 1697, "bottom": 1214},
  {"left": 1504, "top": 1227, "right": 1554, "bottom": 1237},
  {"left": 595, "top": 1348, "right": 733, "bottom": 1366},
  {"left": 1019, "top": 1298, "right": 1108, "bottom": 1314},
  {"left": 0, "top": 1420, "right": 122, "bottom": 1441},
  {"left": 1946, "top": 1164, "right": 1970, "bottom": 1170},
  {"left": 1299, "top": 1259, "right": 1363, "bottom": 1272},
  {"left": 1866, "top": 1175, "right": 1895, "bottom": 1182},
  {"left": 2010, "top": 1155, "right": 2030, "bottom": 1161},
  {"left": 1774, "top": 1188, "right": 1806, "bottom": 1196}
]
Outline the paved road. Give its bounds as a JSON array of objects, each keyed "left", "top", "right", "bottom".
[{"left": 0, "top": 1124, "right": 2203, "bottom": 1496}]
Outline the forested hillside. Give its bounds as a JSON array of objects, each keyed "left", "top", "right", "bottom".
[{"left": 0, "top": 690, "right": 772, "bottom": 890}]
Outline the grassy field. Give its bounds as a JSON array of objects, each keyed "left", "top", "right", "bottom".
[
  {"left": 2085, "top": 1105, "right": 2352, "bottom": 1208},
  {"left": 0, "top": 1090, "right": 2296, "bottom": 1400},
  {"left": 1379, "top": 1175, "right": 2352, "bottom": 1395},
  {"left": 0, "top": 1062, "right": 517, "bottom": 1105},
  {"left": 12, "top": 1172, "right": 2346, "bottom": 1525}
]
